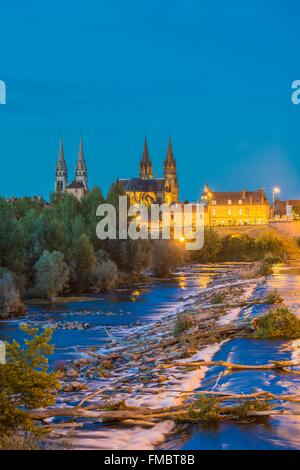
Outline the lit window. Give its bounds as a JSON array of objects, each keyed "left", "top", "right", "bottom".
[
  {"left": 238, "top": 199, "right": 243, "bottom": 205},
  {"left": 228, "top": 199, "right": 232, "bottom": 205},
  {"left": 212, "top": 208, "right": 216, "bottom": 216},
  {"left": 212, "top": 200, "right": 216, "bottom": 205},
  {"left": 239, "top": 208, "right": 243, "bottom": 216},
  {"left": 228, "top": 208, "right": 232, "bottom": 216}
]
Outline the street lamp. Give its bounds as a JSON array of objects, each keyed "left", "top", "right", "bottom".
[{"left": 272, "top": 187, "right": 280, "bottom": 221}]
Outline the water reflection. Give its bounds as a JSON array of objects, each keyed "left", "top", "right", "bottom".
[{"left": 162, "top": 263, "right": 300, "bottom": 450}]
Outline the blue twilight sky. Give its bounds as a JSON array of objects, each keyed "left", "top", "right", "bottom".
[{"left": 1, "top": 0, "right": 300, "bottom": 201}]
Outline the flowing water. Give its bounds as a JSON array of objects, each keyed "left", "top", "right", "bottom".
[
  {"left": 163, "top": 262, "right": 300, "bottom": 450},
  {"left": 1, "top": 262, "right": 300, "bottom": 449}
]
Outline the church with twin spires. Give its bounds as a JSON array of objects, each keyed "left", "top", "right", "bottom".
[
  {"left": 55, "top": 135, "right": 179, "bottom": 204},
  {"left": 119, "top": 137, "right": 179, "bottom": 205},
  {"left": 55, "top": 136, "right": 88, "bottom": 198}
]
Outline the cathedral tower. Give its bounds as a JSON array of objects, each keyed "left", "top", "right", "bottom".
[
  {"left": 139, "top": 137, "right": 152, "bottom": 179},
  {"left": 55, "top": 136, "right": 67, "bottom": 192},
  {"left": 75, "top": 135, "right": 88, "bottom": 190},
  {"left": 164, "top": 136, "right": 179, "bottom": 202}
]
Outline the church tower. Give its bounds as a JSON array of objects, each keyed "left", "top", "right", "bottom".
[
  {"left": 164, "top": 136, "right": 179, "bottom": 202},
  {"left": 139, "top": 137, "right": 152, "bottom": 179},
  {"left": 55, "top": 136, "right": 67, "bottom": 192},
  {"left": 75, "top": 135, "right": 88, "bottom": 190}
]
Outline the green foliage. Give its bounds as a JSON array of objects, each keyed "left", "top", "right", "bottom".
[
  {"left": 0, "top": 324, "right": 60, "bottom": 434},
  {"left": 252, "top": 307, "right": 300, "bottom": 339},
  {"left": 191, "top": 230, "right": 286, "bottom": 264},
  {"left": 0, "top": 432, "right": 41, "bottom": 450},
  {"left": 192, "top": 228, "right": 222, "bottom": 262},
  {"left": 174, "top": 313, "right": 195, "bottom": 336},
  {"left": 33, "top": 250, "right": 69, "bottom": 301},
  {"left": 89, "top": 259, "right": 118, "bottom": 291},
  {"left": 257, "top": 260, "right": 273, "bottom": 276},
  {"left": 150, "top": 240, "right": 184, "bottom": 276},
  {"left": 211, "top": 292, "right": 225, "bottom": 304},
  {"left": 0, "top": 269, "right": 25, "bottom": 318},
  {"left": 233, "top": 400, "right": 270, "bottom": 419},
  {"left": 264, "top": 290, "right": 283, "bottom": 305},
  {"left": 188, "top": 396, "right": 221, "bottom": 422},
  {"left": 72, "top": 234, "right": 96, "bottom": 292}
]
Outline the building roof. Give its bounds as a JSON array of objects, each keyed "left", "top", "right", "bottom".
[
  {"left": 119, "top": 177, "right": 167, "bottom": 192},
  {"left": 206, "top": 190, "right": 269, "bottom": 205},
  {"left": 66, "top": 180, "right": 85, "bottom": 190}
]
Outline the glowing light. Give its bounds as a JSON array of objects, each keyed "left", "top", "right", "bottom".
[
  {"left": 273, "top": 187, "right": 280, "bottom": 194},
  {"left": 179, "top": 236, "right": 185, "bottom": 242}
]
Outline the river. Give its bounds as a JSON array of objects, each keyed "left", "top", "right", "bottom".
[{"left": 1, "top": 262, "right": 300, "bottom": 450}]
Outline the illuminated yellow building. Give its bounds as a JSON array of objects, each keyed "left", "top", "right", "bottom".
[
  {"left": 202, "top": 185, "right": 270, "bottom": 226},
  {"left": 119, "top": 137, "right": 179, "bottom": 206}
]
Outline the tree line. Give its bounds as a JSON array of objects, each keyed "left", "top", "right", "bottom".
[{"left": 0, "top": 184, "right": 287, "bottom": 318}]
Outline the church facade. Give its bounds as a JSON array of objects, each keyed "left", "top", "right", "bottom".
[
  {"left": 55, "top": 136, "right": 88, "bottom": 199},
  {"left": 119, "top": 137, "right": 179, "bottom": 205}
]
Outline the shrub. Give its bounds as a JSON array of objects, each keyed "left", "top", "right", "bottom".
[
  {"left": 257, "top": 260, "right": 273, "bottom": 276},
  {"left": 33, "top": 250, "right": 69, "bottom": 301},
  {"left": 252, "top": 307, "right": 300, "bottom": 339},
  {"left": 0, "top": 433, "right": 40, "bottom": 450},
  {"left": 188, "top": 396, "right": 221, "bottom": 422},
  {"left": 264, "top": 290, "right": 283, "bottom": 305},
  {"left": 211, "top": 292, "right": 225, "bottom": 304},
  {"left": 151, "top": 240, "right": 184, "bottom": 276},
  {"left": 89, "top": 260, "right": 118, "bottom": 291},
  {"left": 0, "top": 269, "right": 25, "bottom": 318},
  {"left": 0, "top": 324, "right": 60, "bottom": 434},
  {"left": 174, "top": 313, "right": 194, "bottom": 336}
]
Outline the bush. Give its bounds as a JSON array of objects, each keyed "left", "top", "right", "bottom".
[
  {"left": 151, "top": 240, "right": 184, "bottom": 276},
  {"left": 264, "top": 290, "right": 283, "bottom": 305},
  {"left": 0, "top": 324, "right": 60, "bottom": 434},
  {"left": 33, "top": 250, "right": 69, "bottom": 301},
  {"left": 0, "top": 269, "right": 25, "bottom": 318},
  {"left": 174, "top": 313, "right": 195, "bottom": 336},
  {"left": 191, "top": 228, "right": 222, "bottom": 262},
  {"left": 89, "top": 260, "right": 118, "bottom": 291},
  {"left": 188, "top": 396, "right": 221, "bottom": 422},
  {"left": 257, "top": 260, "right": 273, "bottom": 276},
  {"left": 0, "top": 433, "right": 40, "bottom": 450},
  {"left": 252, "top": 307, "right": 300, "bottom": 339},
  {"left": 211, "top": 292, "right": 225, "bottom": 304}
]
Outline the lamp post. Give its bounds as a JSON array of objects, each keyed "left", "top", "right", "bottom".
[{"left": 272, "top": 187, "right": 280, "bottom": 221}]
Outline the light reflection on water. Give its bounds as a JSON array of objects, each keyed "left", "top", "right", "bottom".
[
  {"left": 162, "top": 263, "right": 300, "bottom": 450},
  {"left": 2, "top": 263, "right": 300, "bottom": 449},
  {"left": 0, "top": 265, "right": 218, "bottom": 364}
]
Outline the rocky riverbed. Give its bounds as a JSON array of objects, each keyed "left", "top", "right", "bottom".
[{"left": 44, "top": 262, "right": 263, "bottom": 449}]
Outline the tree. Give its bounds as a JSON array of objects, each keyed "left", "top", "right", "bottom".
[
  {"left": 72, "top": 234, "right": 96, "bottom": 292},
  {"left": 0, "top": 269, "right": 25, "bottom": 319},
  {"left": 0, "top": 324, "right": 59, "bottom": 435},
  {"left": 90, "top": 260, "right": 118, "bottom": 291},
  {"left": 194, "top": 228, "right": 222, "bottom": 262},
  {"left": 150, "top": 240, "right": 184, "bottom": 276},
  {"left": 34, "top": 250, "right": 69, "bottom": 301}
]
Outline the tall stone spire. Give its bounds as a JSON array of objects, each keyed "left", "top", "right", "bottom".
[
  {"left": 139, "top": 137, "right": 152, "bottom": 179},
  {"left": 75, "top": 135, "right": 88, "bottom": 190},
  {"left": 164, "top": 136, "right": 176, "bottom": 168},
  {"left": 55, "top": 136, "right": 68, "bottom": 192},
  {"left": 164, "top": 136, "right": 179, "bottom": 203}
]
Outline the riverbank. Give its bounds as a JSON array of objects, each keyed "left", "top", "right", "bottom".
[{"left": 40, "top": 262, "right": 264, "bottom": 449}]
